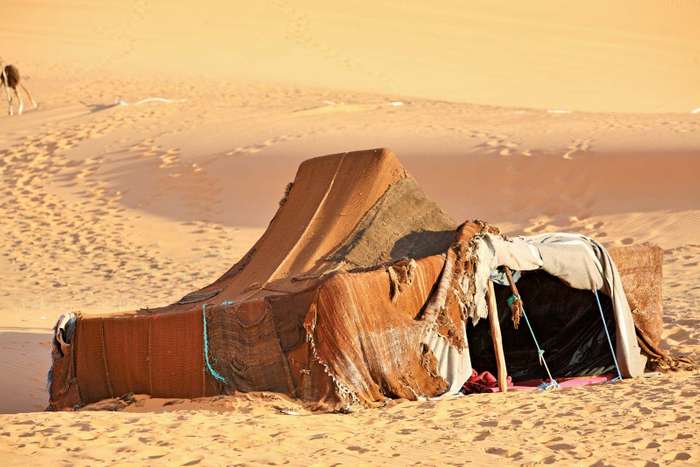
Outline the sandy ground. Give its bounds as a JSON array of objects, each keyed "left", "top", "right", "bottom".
[{"left": 1, "top": 1, "right": 699, "bottom": 465}]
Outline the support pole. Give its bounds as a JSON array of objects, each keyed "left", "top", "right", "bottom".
[{"left": 486, "top": 280, "right": 508, "bottom": 392}]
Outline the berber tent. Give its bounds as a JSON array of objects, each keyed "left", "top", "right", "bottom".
[{"left": 48, "top": 148, "right": 684, "bottom": 411}]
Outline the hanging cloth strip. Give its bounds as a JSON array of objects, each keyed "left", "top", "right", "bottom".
[{"left": 502, "top": 267, "right": 523, "bottom": 329}]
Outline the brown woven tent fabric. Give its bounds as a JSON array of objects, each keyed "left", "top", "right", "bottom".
[{"left": 48, "top": 148, "right": 671, "bottom": 411}]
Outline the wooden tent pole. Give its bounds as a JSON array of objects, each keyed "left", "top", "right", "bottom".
[{"left": 486, "top": 280, "right": 508, "bottom": 392}]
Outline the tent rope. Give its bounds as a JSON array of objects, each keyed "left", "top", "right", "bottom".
[
  {"left": 202, "top": 304, "right": 227, "bottom": 383},
  {"left": 515, "top": 295, "right": 559, "bottom": 390},
  {"left": 593, "top": 289, "right": 623, "bottom": 382}
]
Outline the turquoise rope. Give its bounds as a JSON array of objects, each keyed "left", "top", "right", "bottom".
[
  {"left": 593, "top": 289, "right": 623, "bottom": 382},
  {"left": 202, "top": 304, "right": 227, "bottom": 383},
  {"left": 515, "top": 295, "right": 559, "bottom": 390}
]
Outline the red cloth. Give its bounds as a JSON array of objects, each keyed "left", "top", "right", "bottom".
[{"left": 461, "top": 369, "right": 513, "bottom": 394}]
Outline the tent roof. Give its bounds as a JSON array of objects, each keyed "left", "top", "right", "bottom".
[{"left": 176, "top": 148, "right": 456, "bottom": 307}]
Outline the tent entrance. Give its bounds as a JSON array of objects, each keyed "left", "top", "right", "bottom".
[{"left": 466, "top": 270, "right": 616, "bottom": 381}]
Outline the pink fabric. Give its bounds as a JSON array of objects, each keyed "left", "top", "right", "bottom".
[
  {"left": 510, "top": 374, "right": 614, "bottom": 392},
  {"left": 462, "top": 371, "right": 615, "bottom": 394}
]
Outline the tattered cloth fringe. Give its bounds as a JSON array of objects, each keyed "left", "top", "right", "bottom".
[
  {"left": 387, "top": 258, "right": 417, "bottom": 303},
  {"left": 450, "top": 220, "right": 502, "bottom": 323},
  {"left": 636, "top": 326, "right": 695, "bottom": 372},
  {"left": 419, "top": 220, "right": 503, "bottom": 350}
]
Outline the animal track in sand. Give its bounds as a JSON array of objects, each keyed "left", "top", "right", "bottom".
[
  {"left": 123, "top": 139, "right": 204, "bottom": 178},
  {"left": 0, "top": 109, "right": 243, "bottom": 314},
  {"left": 562, "top": 138, "right": 592, "bottom": 160},
  {"left": 159, "top": 148, "right": 180, "bottom": 169},
  {"left": 467, "top": 130, "right": 533, "bottom": 157},
  {"left": 271, "top": 0, "right": 396, "bottom": 91},
  {"left": 522, "top": 216, "right": 556, "bottom": 234},
  {"left": 86, "top": 0, "right": 150, "bottom": 72},
  {"left": 225, "top": 132, "right": 309, "bottom": 156},
  {"left": 670, "top": 120, "right": 700, "bottom": 135}
]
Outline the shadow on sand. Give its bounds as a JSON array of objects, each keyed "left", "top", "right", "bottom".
[{"left": 0, "top": 331, "right": 52, "bottom": 413}]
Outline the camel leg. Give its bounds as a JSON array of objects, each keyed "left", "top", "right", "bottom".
[
  {"left": 4, "top": 85, "right": 13, "bottom": 116},
  {"left": 14, "top": 87, "right": 23, "bottom": 115},
  {"left": 20, "top": 83, "right": 37, "bottom": 109}
]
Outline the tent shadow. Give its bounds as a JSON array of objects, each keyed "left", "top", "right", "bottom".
[{"left": 390, "top": 229, "right": 455, "bottom": 262}]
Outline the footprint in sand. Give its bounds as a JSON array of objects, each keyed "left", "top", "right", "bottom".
[
  {"left": 562, "top": 138, "right": 592, "bottom": 160},
  {"left": 523, "top": 218, "right": 552, "bottom": 234},
  {"left": 0, "top": 113, "right": 209, "bottom": 311},
  {"left": 225, "top": 133, "right": 306, "bottom": 156},
  {"left": 271, "top": 0, "right": 395, "bottom": 90},
  {"left": 472, "top": 131, "right": 522, "bottom": 157},
  {"left": 159, "top": 148, "right": 180, "bottom": 169}
]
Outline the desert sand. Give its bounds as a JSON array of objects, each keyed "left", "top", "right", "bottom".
[{"left": 1, "top": 0, "right": 699, "bottom": 465}]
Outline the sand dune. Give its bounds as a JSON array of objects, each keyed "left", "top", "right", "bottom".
[
  {"left": 1, "top": 0, "right": 699, "bottom": 465},
  {"left": 2, "top": 83, "right": 698, "bottom": 463},
  {"left": 4, "top": 1, "right": 700, "bottom": 112},
  {"left": 1, "top": 81, "right": 698, "bottom": 327}
]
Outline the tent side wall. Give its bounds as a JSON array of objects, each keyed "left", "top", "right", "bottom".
[
  {"left": 49, "top": 309, "right": 220, "bottom": 410},
  {"left": 48, "top": 254, "right": 453, "bottom": 410},
  {"left": 306, "top": 254, "right": 452, "bottom": 406},
  {"left": 609, "top": 244, "right": 663, "bottom": 346},
  {"left": 203, "top": 253, "right": 457, "bottom": 409}
]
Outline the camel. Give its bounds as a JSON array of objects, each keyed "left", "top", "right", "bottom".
[{"left": 1, "top": 58, "right": 37, "bottom": 116}]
